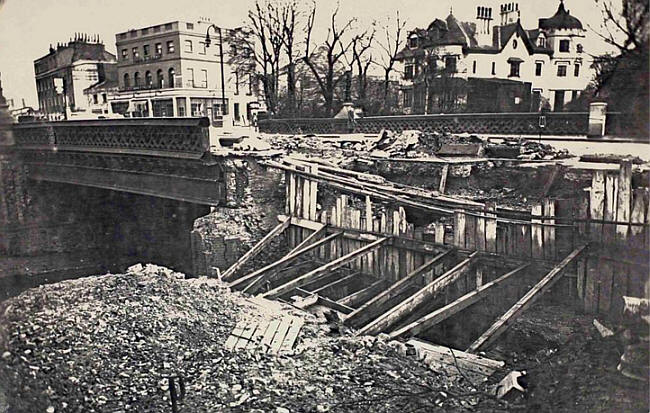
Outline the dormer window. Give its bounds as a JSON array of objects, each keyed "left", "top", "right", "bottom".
[
  {"left": 537, "top": 35, "right": 546, "bottom": 48},
  {"left": 409, "top": 36, "right": 418, "bottom": 48}
]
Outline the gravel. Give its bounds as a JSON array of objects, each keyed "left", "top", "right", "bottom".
[{"left": 0, "top": 264, "right": 499, "bottom": 412}]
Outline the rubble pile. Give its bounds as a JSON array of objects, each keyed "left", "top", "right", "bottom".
[
  {"left": 0, "top": 265, "right": 499, "bottom": 412},
  {"left": 487, "top": 139, "right": 571, "bottom": 160}
]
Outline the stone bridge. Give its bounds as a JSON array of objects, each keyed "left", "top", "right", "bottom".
[{"left": 0, "top": 118, "right": 278, "bottom": 295}]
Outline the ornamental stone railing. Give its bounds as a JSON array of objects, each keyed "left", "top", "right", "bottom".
[
  {"left": 12, "top": 117, "right": 212, "bottom": 159},
  {"left": 259, "top": 112, "right": 592, "bottom": 136}
]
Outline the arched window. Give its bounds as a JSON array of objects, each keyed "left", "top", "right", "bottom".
[
  {"left": 145, "top": 71, "right": 153, "bottom": 87},
  {"left": 156, "top": 69, "right": 164, "bottom": 88},
  {"left": 168, "top": 68, "right": 175, "bottom": 88},
  {"left": 134, "top": 72, "right": 141, "bottom": 87},
  {"left": 124, "top": 73, "right": 130, "bottom": 88},
  {"left": 537, "top": 35, "right": 546, "bottom": 48}
]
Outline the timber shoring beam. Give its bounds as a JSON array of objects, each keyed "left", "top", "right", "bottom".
[
  {"left": 295, "top": 288, "right": 355, "bottom": 314},
  {"left": 261, "top": 237, "right": 389, "bottom": 299},
  {"left": 344, "top": 250, "right": 455, "bottom": 328},
  {"left": 222, "top": 217, "right": 291, "bottom": 281},
  {"left": 389, "top": 264, "right": 530, "bottom": 339},
  {"left": 230, "top": 231, "right": 341, "bottom": 291},
  {"left": 337, "top": 279, "right": 387, "bottom": 308},
  {"left": 467, "top": 245, "right": 587, "bottom": 353},
  {"left": 356, "top": 251, "right": 480, "bottom": 336}
]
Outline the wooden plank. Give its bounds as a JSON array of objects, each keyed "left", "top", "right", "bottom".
[
  {"left": 330, "top": 205, "right": 338, "bottom": 260},
  {"left": 235, "top": 322, "right": 258, "bottom": 351},
  {"left": 476, "top": 214, "right": 486, "bottom": 251},
  {"left": 287, "top": 172, "right": 296, "bottom": 215},
  {"left": 312, "top": 271, "right": 360, "bottom": 296},
  {"left": 610, "top": 261, "right": 627, "bottom": 321},
  {"left": 576, "top": 255, "right": 586, "bottom": 300},
  {"left": 338, "top": 279, "right": 386, "bottom": 308},
  {"left": 543, "top": 199, "right": 556, "bottom": 261},
  {"left": 345, "top": 250, "right": 454, "bottom": 328},
  {"left": 222, "top": 217, "right": 291, "bottom": 280},
  {"left": 603, "top": 173, "right": 617, "bottom": 244},
  {"left": 597, "top": 258, "right": 614, "bottom": 314},
  {"left": 295, "top": 176, "right": 303, "bottom": 219},
  {"left": 392, "top": 209, "right": 401, "bottom": 280},
  {"left": 531, "top": 204, "right": 544, "bottom": 259},
  {"left": 476, "top": 266, "right": 484, "bottom": 288},
  {"left": 287, "top": 224, "right": 327, "bottom": 257},
  {"left": 439, "top": 164, "right": 449, "bottom": 194},
  {"left": 309, "top": 166, "right": 318, "bottom": 220},
  {"left": 365, "top": 196, "right": 373, "bottom": 274},
  {"left": 390, "top": 264, "right": 529, "bottom": 339},
  {"left": 630, "top": 189, "right": 647, "bottom": 240},
  {"left": 590, "top": 170, "right": 605, "bottom": 243},
  {"left": 279, "top": 318, "right": 304, "bottom": 354},
  {"left": 230, "top": 231, "right": 341, "bottom": 291},
  {"left": 485, "top": 203, "right": 497, "bottom": 253},
  {"left": 465, "top": 214, "right": 477, "bottom": 251},
  {"left": 269, "top": 318, "right": 293, "bottom": 355},
  {"left": 454, "top": 211, "right": 466, "bottom": 249},
  {"left": 259, "top": 319, "right": 280, "bottom": 353},
  {"left": 262, "top": 237, "right": 389, "bottom": 299},
  {"left": 584, "top": 256, "right": 598, "bottom": 313},
  {"left": 247, "top": 321, "right": 270, "bottom": 350},
  {"left": 616, "top": 161, "right": 632, "bottom": 241},
  {"left": 357, "top": 252, "right": 479, "bottom": 336},
  {"left": 302, "top": 175, "right": 311, "bottom": 220},
  {"left": 434, "top": 222, "right": 445, "bottom": 245},
  {"left": 467, "top": 245, "right": 587, "bottom": 353},
  {"left": 224, "top": 320, "right": 247, "bottom": 351},
  {"left": 407, "top": 339, "right": 505, "bottom": 378}
]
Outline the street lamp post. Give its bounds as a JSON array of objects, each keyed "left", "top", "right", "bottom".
[{"left": 204, "top": 25, "right": 227, "bottom": 120}]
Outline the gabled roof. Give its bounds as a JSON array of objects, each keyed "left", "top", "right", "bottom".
[{"left": 538, "top": 1, "right": 583, "bottom": 31}]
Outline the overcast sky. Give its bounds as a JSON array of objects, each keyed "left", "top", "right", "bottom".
[{"left": 0, "top": 0, "right": 616, "bottom": 107}]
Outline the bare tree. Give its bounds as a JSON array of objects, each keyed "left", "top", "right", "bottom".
[
  {"left": 350, "top": 27, "right": 375, "bottom": 111},
  {"left": 375, "top": 11, "right": 406, "bottom": 112},
  {"left": 593, "top": 0, "right": 648, "bottom": 56},
  {"left": 279, "top": 0, "right": 301, "bottom": 117},
  {"left": 303, "top": 3, "right": 356, "bottom": 116}
]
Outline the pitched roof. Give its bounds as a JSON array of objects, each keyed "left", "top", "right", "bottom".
[{"left": 538, "top": 1, "right": 583, "bottom": 30}]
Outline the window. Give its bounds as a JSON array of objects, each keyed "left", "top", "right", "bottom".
[
  {"left": 124, "top": 73, "right": 130, "bottom": 88},
  {"left": 403, "top": 89, "right": 413, "bottom": 108},
  {"left": 199, "top": 42, "right": 206, "bottom": 55},
  {"left": 537, "top": 36, "right": 546, "bottom": 48},
  {"left": 142, "top": 28, "right": 149, "bottom": 35},
  {"left": 154, "top": 26, "right": 161, "bottom": 33},
  {"left": 164, "top": 23, "right": 172, "bottom": 30},
  {"left": 577, "top": 44, "right": 583, "bottom": 53},
  {"left": 121, "top": 49, "right": 128, "bottom": 59},
  {"left": 145, "top": 71, "right": 152, "bottom": 87},
  {"left": 157, "top": 69, "right": 164, "bottom": 88},
  {"left": 167, "top": 41, "right": 175, "bottom": 53},
  {"left": 93, "top": 94, "right": 98, "bottom": 104},
  {"left": 574, "top": 63, "right": 580, "bottom": 77},
  {"left": 408, "top": 36, "right": 418, "bottom": 48},
  {"left": 102, "top": 93, "right": 107, "bottom": 103},
  {"left": 535, "top": 62, "right": 542, "bottom": 76},
  {"left": 557, "top": 65, "right": 567, "bottom": 77},
  {"left": 134, "top": 72, "right": 141, "bottom": 86},
  {"left": 512, "top": 39, "right": 518, "bottom": 49},
  {"left": 186, "top": 68, "right": 194, "bottom": 87},
  {"left": 168, "top": 68, "right": 175, "bottom": 87},
  {"left": 184, "top": 40, "right": 193, "bottom": 53},
  {"left": 509, "top": 61, "right": 521, "bottom": 77},
  {"left": 143, "top": 44, "right": 150, "bottom": 56},
  {"left": 559, "top": 39, "right": 569, "bottom": 52},
  {"left": 444, "top": 56, "right": 457, "bottom": 73},
  {"left": 572, "top": 90, "right": 579, "bottom": 101},
  {"left": 132, "top": 47, "right": 139, "bottom": 59},
  {"left": 472, "top": 60, "right": 477, "bottom": 74},
  {"left": 200, "top": 69, "right": 208, "bottom": 88},
  {"left": 155, "top": 43, "right": 162, "bottom": 55},
  {"left": 404, "top": 64, "right": 414, "bottom": 80},
  {"left": 186, "top": 23, "right": 194, "bottom": 30},
  {"left": 491, "top": 62, "right": 496, "bottom": 75}
]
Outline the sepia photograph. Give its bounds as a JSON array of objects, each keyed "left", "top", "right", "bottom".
[{"left": 0, "top": 0, "right": 648, "bottom": 411}]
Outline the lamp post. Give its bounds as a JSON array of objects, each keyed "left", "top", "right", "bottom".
[{"left": 204, "top": 25, "right": 227, "bottom": 119}]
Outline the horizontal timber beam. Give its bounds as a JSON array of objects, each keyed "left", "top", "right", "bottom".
[{"left": 389, "top": 264, "right": 530, "bottom": 339}]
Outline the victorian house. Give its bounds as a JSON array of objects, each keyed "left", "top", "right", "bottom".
[{"left": 396, "top": 1, "right": 590, "bottom": 113}]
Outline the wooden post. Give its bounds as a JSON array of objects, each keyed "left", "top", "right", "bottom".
[
  {"left": 603, "top": 173, "right": 618, "bottom": 244},
  {"left": 531, "top": 204, "right": 544, "bottom": 259},
  {"left": 439, "top": 164, "right": 449, "bottom": 194},
  {"left": 454, "top": 210, "right": 466, "bottom": 249},
  {"left": 543, "top": 199, "right": 556, "bottom": 261},
  {"left": 434, "top": 222, "right": 445, "bottom": 245},
  {"left": 590, "top": 170, "right": 605, "bottom": 243},
  {"left": 309, "top": 166, "right": 318, "bottom": 220},
  {"left": 616, "top": 161, "right": 632, "bottom": 241},
  {"left": 485, "top": 203, "right": 497, "bottom": 253}
]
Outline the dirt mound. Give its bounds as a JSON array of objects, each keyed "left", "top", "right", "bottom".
[{"left": 0, "top": 265, "right": 499, "bottom": 412}]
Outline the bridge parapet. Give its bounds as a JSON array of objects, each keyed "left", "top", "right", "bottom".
[{"left": 13, "top": 117, "right": 212, "bottom": 159}]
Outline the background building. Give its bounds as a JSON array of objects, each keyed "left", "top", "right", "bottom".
[
  {"left": 34, "top": 35, "right": 117, "bottom": 120},
  {"left": 396, "top": 1, "right": 590, "bottom": 113},
  {"left": 110, "top": 19, "right": 258, "bottom": 126}
]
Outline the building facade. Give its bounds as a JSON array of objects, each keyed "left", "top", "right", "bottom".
[
  {"left": 396, "top": 1, "right": 590, "bottom": 113},
  {"left": 110, "top": 19, "right": 258, "bottom": 126},
  {"left": 34, "top": 35, "right": 117, "bottom": 120}
]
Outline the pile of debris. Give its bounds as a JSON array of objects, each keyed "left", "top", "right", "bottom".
[
  {"left": 486, "top": 139, "right": 571, "bottom": 160},
  {"left": 0, "top": 265, "right": 503, "bottom": 412}
]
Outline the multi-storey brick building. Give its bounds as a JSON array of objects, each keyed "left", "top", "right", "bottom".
[
  {"left": 396, "top": 1, "right": 590, "bottom": 113},
  {"left": 34, "top": 35, "right": 117, "bottom": 120},
  {"left": 109, "top": 19, "right": 258, "bottom": 126}
]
